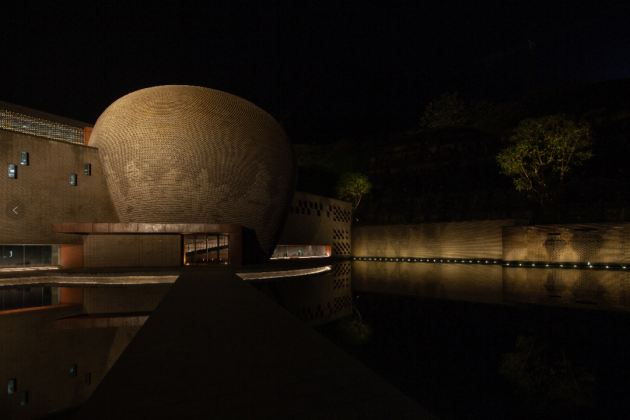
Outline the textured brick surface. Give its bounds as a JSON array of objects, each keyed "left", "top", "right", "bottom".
[
  {"left": 278, "top": 191, "right": 352, "bottom": 257},
  {"left": 352, "top": 220, "right": 523, "bottom": 259},
  {"left": 88, "top": 85, "right": 296, "bottom": 258},
  {"left": 503, "top": 223, "right": 630, "bottom": 263},
  {"left": 75, "top": 271, "right": 436, "bottom": 420},
  {"left": 83, "top": 235, "right": 181, "bottom": 268},
  {"left": 0, "top": 130, "right": 118, "bottom": 245}
]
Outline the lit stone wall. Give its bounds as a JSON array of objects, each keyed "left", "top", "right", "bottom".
[
  {"left": 503, "top": 223, "right": 630, "bottom": 263},
  {"left": 83, "top": 235, "right": 181, "bottom": 268},
  {"left": 277, "top": 191, "right": 352, "bottom": 257},
  {"left": 0, "top": 130, "right": 118, "bottom": 245},
  {"left": 352, "top": 219, "right": 524, "bottom": 259}
]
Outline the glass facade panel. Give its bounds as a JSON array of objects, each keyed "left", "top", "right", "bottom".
[
  {"left": 3, "top": 245, "right": 24, "bottom": 266},
  {"left": 195, "top": 234, "right": 208, "bottom": 264},
  {"left": 1, "top": 245, "right": 60, "bottom": 268},
  {"left": 0, "top": 109, "right": 84, "bottom": 145},
  {"left": 219, "top": 235, "right": 229, "bottom": 263},
  {"left": 207, "top": 235, "right": 219, "bottom": 263},
  {"left": 183, "top": 234, "right": 229, "bottom": 265},
  {"left": 24, "top": 246, "right": 43, "bottom": 266},
  {"left": 272, "top": 245, "right": 328, "bottom": 258},
  {"left": 184, "top": 235, "right": 196, "bottom": 265}
]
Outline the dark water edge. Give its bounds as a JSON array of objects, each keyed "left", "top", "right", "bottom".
[{"left": 315, "top": 293, "right": 630, "bottom": 420}]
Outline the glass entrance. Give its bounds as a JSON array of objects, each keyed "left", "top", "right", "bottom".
[{"left": 184, "top": 234, "right": 229, "bottom": 265}]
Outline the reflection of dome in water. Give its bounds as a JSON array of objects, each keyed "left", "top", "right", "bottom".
[{"left": 89, "top": 85, "right": 296, "bottom": 257}]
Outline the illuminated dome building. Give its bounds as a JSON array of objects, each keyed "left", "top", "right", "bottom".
[
  {"left": 0, "top": 88, "right": 352, "bottom": 269},
  {"left": 89, "top": 86, "right": 297, "bottom": 261}
]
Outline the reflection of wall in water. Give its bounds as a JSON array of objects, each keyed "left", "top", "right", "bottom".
[
  {"left": 0, "top": 284, "right": 170, "bottom": 419},
  {"left": 352, "top": 261, "right": 505, "bottom": 305},
  {"left": 256, "top": 262, "right": 352, "bottom": 326},
  {"left": 353, "top": 220, "right": 524, "bottom": 259},
  {"left": 503, "top": 268, "right": 630, "bottom": 311}
]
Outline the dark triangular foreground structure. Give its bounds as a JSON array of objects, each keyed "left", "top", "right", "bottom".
[{"left": 75, "top": 270, "right": 437, "bottom": 419}]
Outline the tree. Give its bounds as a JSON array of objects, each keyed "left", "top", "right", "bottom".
[
  {"left": 336, "top": 172, "right": 372, "bottom": 213},
  {"left": 420, "top": 92, "right": 467, "bottom": 128},
  {"left": 496, "top": 114, "right": 593, "bottom": 222}
]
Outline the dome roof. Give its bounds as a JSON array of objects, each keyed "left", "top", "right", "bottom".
[{"left": 89, "top": 85, "right": 296, "bottom": 260}]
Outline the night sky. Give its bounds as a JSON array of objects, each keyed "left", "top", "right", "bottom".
[{"left": 1, "top": 1, "right": 629, "bottom": 143}]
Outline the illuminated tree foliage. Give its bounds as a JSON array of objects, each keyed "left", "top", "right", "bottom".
[
  {"left": 336, "top": 172, "right": 372, "bottom": 212},
  {"left": 420, "top": 92, "right": 467, "bottom": 128},
  {"left": 496, "top": 114, "right": 593, "bottom": 221}
]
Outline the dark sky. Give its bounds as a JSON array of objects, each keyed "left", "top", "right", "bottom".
[{"left": 1, "top": 1, "right": 629, "bottom": 143}]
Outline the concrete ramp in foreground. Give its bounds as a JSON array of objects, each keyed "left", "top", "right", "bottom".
[{"left": 75, "top": 269, "right": 437, "bottom": 419}]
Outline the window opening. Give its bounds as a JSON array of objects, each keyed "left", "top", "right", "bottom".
[
  {"left": 20, "top": 151, "right": 28, "bottom": 165},
  {"left": 7, "top": 379, "right": 16, "bottom": 395},
  {"left": 85, "top": 163, "right": 91, "bottom": 175},
  {"left": 8, "top": 164, "right": 16, "bottom": 178},
  {"left": 70, "top": 173, "right": 77, "bottom": 186}
]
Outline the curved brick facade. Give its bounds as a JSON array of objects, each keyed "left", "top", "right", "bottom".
[{"left": 89, "top": 85, "right": 296, "bottom": 258}]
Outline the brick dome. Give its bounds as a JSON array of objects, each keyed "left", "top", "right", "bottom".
[{"left": 89, "top": 85, "right": 296, "bottom": 260}]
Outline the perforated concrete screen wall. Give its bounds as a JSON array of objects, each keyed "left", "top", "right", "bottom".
[{"left": 89, "top": 85, "right": 297, "bottom": 259}]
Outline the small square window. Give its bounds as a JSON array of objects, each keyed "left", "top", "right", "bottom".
[
  {"left": 70, "top": 173, "right": 77, "bottom": 186},
  {"left": 20, "top": 390, "right": 28, "bottom": 406},
  {"left": 8, "top": 164, "right": 16, "bottom": 179},
  {"left": 84, "top": 163, "right": 91, "bottom": 175},
  {"left": 21, "top": 151, "right": 28, "bottom": 165},
  {"left": 8, "top": 378, "right": 16, "bottom": 395},
  {"left": 70, "top": 364, "right": 77, "bottom": 377},
  {"left": 84, "top": 373, "right": 91, "bottom": 386}
]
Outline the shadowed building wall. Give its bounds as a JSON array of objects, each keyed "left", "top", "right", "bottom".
[{"left": 0, "top": 130, "right": 118, "bottom": 245}]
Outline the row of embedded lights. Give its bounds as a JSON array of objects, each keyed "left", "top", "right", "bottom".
[
  {"left": 352, "top": 257, "right": 627, "bottom": 270},
  {"left": 504, "top": 261, "right": 627, "bottom": 270},
  {"left": 353, "top": 257, "right": 500, "bottom": 264}
]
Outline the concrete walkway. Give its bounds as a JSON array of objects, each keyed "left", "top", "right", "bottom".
[{"left": 75, "top": 270, "right": 437, "bottom": 419}]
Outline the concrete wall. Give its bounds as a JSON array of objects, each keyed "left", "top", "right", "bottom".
[
  {"left": 83, "top": 235, "right": 181, "bottom": 268},
  {"left": 503, "top": 223, "right": 630, "bottom": 263},
  {"left": 352, "top": 219, "right": 524, "bottom": 259},
  {"left": 0, "top": 130, "right": 118, "bottom": 245},
  {"left": 277, "top": 191, "right": 352, "bottom": 257}
]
